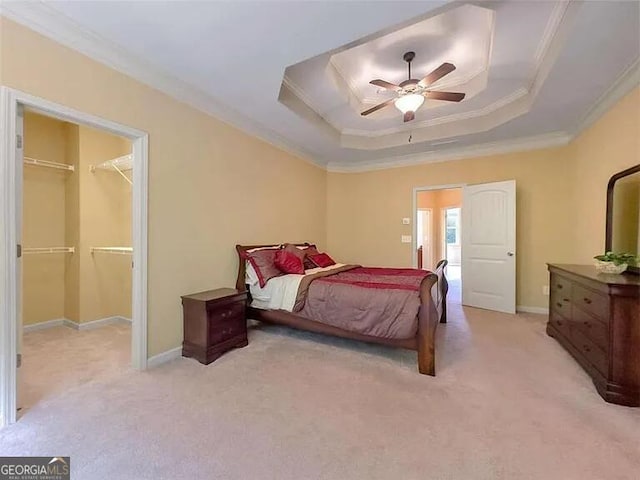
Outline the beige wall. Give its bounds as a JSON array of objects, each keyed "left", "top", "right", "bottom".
[
  {"left": 568, "top": 87, "right": 640, "bottom": 262},
  {"left": 3, "top": 16, "right": 637, "bottom": 350},
  {"left": 327, "top": 148, "right": 576, "bottom": 309},
  {"left": 22, "top": 112, "right": 68, "bottom": 325},
  {"left": 72, "top": 125, "right": 132, "bottom": 323},
  {"left": 327, "top": 87, "right": 640, "bottom": 309},
  {"left": 1, "top": 17, "right": 327, "bottom": 355}
]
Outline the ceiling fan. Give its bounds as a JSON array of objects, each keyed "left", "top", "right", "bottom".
[{"left": 361, "top": 51, "right": 466, "bottom": 122}]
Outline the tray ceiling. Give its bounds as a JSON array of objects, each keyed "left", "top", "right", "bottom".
[{"left": 2, "top": 1, "right": 639, "bottom": 170}]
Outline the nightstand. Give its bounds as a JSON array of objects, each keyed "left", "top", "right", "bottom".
[{"left": 181, "top": 288, "right": 248, "bottom": 364}]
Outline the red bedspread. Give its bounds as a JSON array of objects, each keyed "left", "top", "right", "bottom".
[{"left": 297, "top": 266, "right": 432, "bottom": 340}]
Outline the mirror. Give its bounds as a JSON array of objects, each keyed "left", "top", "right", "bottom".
[{"left": 606, "top": 164, "right": 640, "bottom": 274}]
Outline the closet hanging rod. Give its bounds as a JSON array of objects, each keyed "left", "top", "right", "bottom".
[
  {"left": 23, "top": 247, "right": 75, "bottom": 255},
  {"left": 90, "top": 247, "right": 133, "bottom": 255},
  {"left": 24, "top": 157, "right": 75, "bottom": 172}
]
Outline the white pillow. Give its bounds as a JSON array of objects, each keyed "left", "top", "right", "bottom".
[{"left": 245, "top": 261, "right": 260, "bottom": 286}]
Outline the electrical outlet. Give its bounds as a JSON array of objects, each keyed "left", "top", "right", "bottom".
[
  {"left": 402, "top": 218, "right": 410, "bottom": 225},
  {"left": 542, "top": 285, "right": 550, "bottom": 296},
  {"left": 401, "top": 235, "right": 412, "bottom": 243}
]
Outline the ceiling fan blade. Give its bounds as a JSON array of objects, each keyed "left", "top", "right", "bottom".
[
  {"left": 418, "top": 63, "right": 456, "bottom": 88},
  {"left": 370, "top": 79, "right": 401, "bottom": 92},
  {"left": 424, "top": 91, "right": 466, "bottom": 102},
  {"left": 403, "top": 111, "right": 415, "bottom": 122},
  {"left": 361, "top": 98, "right": 395, "bottom": 116}
]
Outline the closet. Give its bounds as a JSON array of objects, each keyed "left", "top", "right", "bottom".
[{"left": 19, "top": 111, "right": 133, "bottom": 411}]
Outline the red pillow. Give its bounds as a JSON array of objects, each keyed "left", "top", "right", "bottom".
[
  {"left": 274, "top": 249, "right": 305, "bottom": 274},
  {"left": 308, "top": 253, "right": 336, "bottom": 268},
  {"left": 245, "top": 248, "right": 282, "bottom": 287},
  {"left": 302, "top": 245, "right": 320, "bottom": 270}
]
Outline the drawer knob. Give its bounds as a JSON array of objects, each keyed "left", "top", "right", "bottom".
[
  {"left": 563, "top": 298, "right": 570, "bottom": 303},
  {"left": 583, "top": 321, "right": 591, "bottom": 328},
  {"left": 556, "top": 302, "right": 562, "bottom": 308},
  {"left": 583, "top": 345, "right": 591, "bottom": 353},
  {"left": 583, "top": 297, "right": 592, "bottom": 305},
  {"left": 557, "top": 284, "right": 563, "bottom": 289},
  {"left": 556, "top": 320, "right": 562, "bottom": 326}
]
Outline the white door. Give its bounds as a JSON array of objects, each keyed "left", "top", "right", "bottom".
[{"left": 462, "top": 180, "right": 516, "bottom": 313}]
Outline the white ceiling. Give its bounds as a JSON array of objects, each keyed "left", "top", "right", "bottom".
[{"left": 2, "top": 1, "right": 639, "bottom": 171}]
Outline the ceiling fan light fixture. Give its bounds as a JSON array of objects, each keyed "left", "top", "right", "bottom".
[{"left": 394, "top": 94, "right": 424, "bottom": 114}]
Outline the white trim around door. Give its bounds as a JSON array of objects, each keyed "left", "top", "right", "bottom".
[{"left": 0, "top": 87, "right": 149, "bottom": 427}]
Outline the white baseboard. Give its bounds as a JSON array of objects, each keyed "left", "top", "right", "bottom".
[
  {"left": 147, "top": 346, "right": 182, "bottom": 369},
  {"left": 64, "top": 316, "right": 132, "bottom": 330},
  {"left": 517, "top": 305, "right": 549, "bottom": 315},
  {"left": 23, "top": 318, "right": 66, "bottom": 333}
]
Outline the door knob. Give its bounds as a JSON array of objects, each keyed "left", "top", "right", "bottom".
[{"left": 507, "top": 252, "right": 514, "bottom": 257}]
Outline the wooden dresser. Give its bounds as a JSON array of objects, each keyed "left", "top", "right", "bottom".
[
  {"left": 181, "top": 288, "right": 248, "bottom": 365},
  {"left": 547, "top": 264, "right": 640, "bottom": 406}
]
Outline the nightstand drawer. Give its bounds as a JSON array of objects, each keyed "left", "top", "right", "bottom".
[
  {"left": 208, "top": 302, "right": 245, "bottom": 325},
  {"left": 209, "top": 316, "right": 245, "bottom": 344},
  {"left": 572, "top": 284, "right": 608, "bottom": 320}
]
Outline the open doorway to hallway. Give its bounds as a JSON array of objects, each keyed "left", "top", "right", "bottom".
[{"left": 415, "top": 187, "right": 462, "bottom": 303}]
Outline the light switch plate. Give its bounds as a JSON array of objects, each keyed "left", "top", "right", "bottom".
[
  {"left": 402, "top": 218, "right": 410, "bottom": 225},
  {"left": 401, "top": 235, "right": 412, "bottom": 243}
]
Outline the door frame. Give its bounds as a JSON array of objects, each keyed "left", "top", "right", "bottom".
[
  {"left": 416, "top": 207, "right": 433, "bottom": 269},
  {"left": 0, "top": 87, "right": 149, "bottom": 426},
  {"left": 412, "top": 184, "right": 465, "bottom": 268}
]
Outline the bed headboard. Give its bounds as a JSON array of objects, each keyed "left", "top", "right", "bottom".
[{"left": 235, "top": 243, "right": 311, "bottom": 293}]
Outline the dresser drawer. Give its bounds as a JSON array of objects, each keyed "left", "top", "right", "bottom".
[
  {"left": 549, "top": 310, "right": 571, "bottom": 338},
  {"left": 207, "top": 301, "right": 245, "bottom": 325},
  {"left": 572, "top": 307, "right": 608, "bottom": 351},
  {"left": 550, "top": 289, "right": 571, "bottom": 319},
  {"left": 551, "top": 275, "right": 572, "bottom": 295},
  {"left": 572, "top": 328, "right": 607, "bottom": 376},
  {"left": 572, "top": 284, "right": 609, "bottom": 320}
]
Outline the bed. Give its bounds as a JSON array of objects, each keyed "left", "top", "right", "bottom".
[{"left": 235, "top": 243, "right": 448, "bottom": 375}]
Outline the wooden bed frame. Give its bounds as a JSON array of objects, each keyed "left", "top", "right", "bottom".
[{"left": 235, "top": 243, "right": 449, "bottom": 376}]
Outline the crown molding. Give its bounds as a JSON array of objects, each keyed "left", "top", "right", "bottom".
[
  {"left": 0, "top": 2, "right": 322, "bottom": 168},
  {"left": 569, "top": 57, "right": 640, "bottom": 138},
  {"left": 326, "top": 131, "right": 572, "bottom": 173}
]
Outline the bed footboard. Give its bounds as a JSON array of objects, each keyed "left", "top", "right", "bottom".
[{"left": 417, "top": 259, "right": 448, "bottom": 375}]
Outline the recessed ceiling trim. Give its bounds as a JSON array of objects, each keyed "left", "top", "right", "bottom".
[{"left": 327, "top": 131, "right": 572, "bottom": 173}]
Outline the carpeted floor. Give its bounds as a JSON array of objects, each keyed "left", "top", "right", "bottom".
[{"left": 2, "top": 300, "right": 639, "bottom": 480}]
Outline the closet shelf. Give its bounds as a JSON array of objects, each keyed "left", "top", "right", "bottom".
[
  {"left": 90, "top": 154, "right": 132, "bottom": 185},
  {"left": 91, "top": 247, "right": 133, "bottom": 255},
  {"left": 23, "top": 247, "right": 75, "bottom": 255},
  {"left": 24, "top": 157, "right": 75, "bottom": 172}
]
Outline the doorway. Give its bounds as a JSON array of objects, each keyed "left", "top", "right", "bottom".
[
  {"left": 413, "top": 186, "right": 463, "bottom": 303},
  {"left": 0, "top": 87, "right": 149, "bottom": 426}
]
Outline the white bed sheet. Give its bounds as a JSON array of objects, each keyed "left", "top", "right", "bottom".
[{"left": 248, "top": 262, "right": 345, "bottom": 312}]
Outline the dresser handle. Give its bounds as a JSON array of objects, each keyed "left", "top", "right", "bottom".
[
  {"left": 583, "top": 321, "right": 591, "bottom": 328},
  {"left": 563, "top": 298, "right": 570, "bottom": 303},
  {"left": 583, "top": 297, "right": 592, "bottom": 305},
  {"left": 583, "top": 345, "right": 591, "bottom": 353},
  {"left": 556, "top": 302, "right": 562, "bottom": 308},
  {"left": 556, "top": 320, "right": 562, "bottom": 326},
  {"left": 557, "top": 284, "right": 563, "bottom": 289}
]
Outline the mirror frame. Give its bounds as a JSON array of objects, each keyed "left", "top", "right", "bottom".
[{"left": 605, "top": 164, "right": 640, "bottom": 274}]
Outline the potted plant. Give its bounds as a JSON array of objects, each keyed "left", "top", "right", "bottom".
[{"left": 593, "top": 251, "right": 638, "bottom": 274}]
